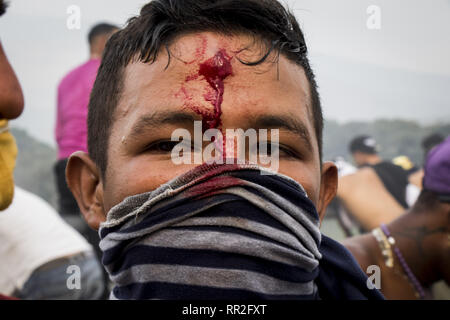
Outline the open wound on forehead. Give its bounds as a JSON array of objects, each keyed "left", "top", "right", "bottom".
[{"left": 176, "top": 39, "right": 234, "bottom": 159}]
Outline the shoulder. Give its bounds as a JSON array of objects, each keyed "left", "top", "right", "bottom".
[{"left": 338, "top": 167, "right": 378, "bottom": 194}]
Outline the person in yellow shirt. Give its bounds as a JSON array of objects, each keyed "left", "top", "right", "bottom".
[{"left": 0, "top": 0, "right": 25, "bottom": 210}]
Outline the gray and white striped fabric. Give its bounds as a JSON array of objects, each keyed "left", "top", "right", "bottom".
[{"left": 99, "top": 163, "right": 323, "bottom": 299}]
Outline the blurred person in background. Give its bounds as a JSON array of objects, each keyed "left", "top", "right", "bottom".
[
  {"left": 421, "top": 133, "right": 444, "bottom": 163},
  {"left": 348, "top": 135, "right": 411, "bottom": 209},
  {"left": 408, "top": 133, "right": 445, "bottom": 189},
  {"left": 0, "top": 1, "right": 105, "bottom": 300},
  {"left": 0, "top": 186, "right": 104, "bottom": 299},
  {"left": 54, "top": 22, "right": 118, "bottom": 229},
  {"left": 344, "top": 137, "right": 450, "bottom": 299},
  {"left": 0, "top": 0, "right": 24, "bottom": 212},
  {"left": 54, "top": 22, "right": 118, "bottom": 297},
  {"left": 336, "top": 135, "right": 417, "bottom": 232}
]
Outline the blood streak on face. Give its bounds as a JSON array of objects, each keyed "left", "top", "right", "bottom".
[
  {"left": 178, "top": 47, "right": 234, "bottom": 160},
  {"left": 198, "top": 49, "right": 233, "bottom": 129}
]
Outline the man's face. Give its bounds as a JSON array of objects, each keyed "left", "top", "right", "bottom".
[
  {"left": 352, "top": 151, "right": 372, "bottom": 167},
  {"left": 351, "top": 152, "right": 364, "bottom": 167},
  {"left": 73, "top": 32, "right": 337, "bottom": 226}
]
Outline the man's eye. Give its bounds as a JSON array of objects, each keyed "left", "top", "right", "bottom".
[
  {"left": 256, "top": 142, "right": 299, "bottom": 158},
  {"left": 143, "top": 140, "right": 200, "bottom": 154},
  {"left": 144, "top": 140, "right": 179, "bottom": 153},
  {"left": 278, "top": 145, "right": 298, "bottom": 158}
]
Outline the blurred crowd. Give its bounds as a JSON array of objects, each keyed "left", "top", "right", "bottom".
[{"left": 334, "top": 133, "right": 449, "bottom": 299}]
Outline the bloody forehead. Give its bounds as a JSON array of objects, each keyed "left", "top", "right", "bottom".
[
  {"left": 172, "top": 35, "right": 233, "bottom": 141},
  {"left": 176, "top": 36, "right": 233, "bottom": 130},
  {"left": 173, "top": 34, "right": 236, "bottom": 159},
  {"left": 196, "top": 49, "right": 233, "bottom": 129}
]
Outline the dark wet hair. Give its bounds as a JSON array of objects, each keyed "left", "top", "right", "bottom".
[
  {"left": 88, "top": 0, "right": 323, "bottom": 177},
  {"left": 88, "top": 23, "right": 118, "bottom": 46}
]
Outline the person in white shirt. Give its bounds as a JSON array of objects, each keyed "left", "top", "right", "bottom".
[{"left": 0, "top": 186, "right": 105, "bottom": 299}]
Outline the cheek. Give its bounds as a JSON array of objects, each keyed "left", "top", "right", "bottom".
[
  {"left": 103, "top": 159, "right": 198, "bottom": 213},
  {"left": 277, "top": 161, "right": 321, "bottom": 205}
]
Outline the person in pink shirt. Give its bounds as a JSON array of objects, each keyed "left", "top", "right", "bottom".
[
  {"left": 55, "top": 23, "right": 117, "bottom": 219},
  {"left": 55, "top": 23, "right": 118, "bottom": 160},
  {"left": 54, "top": 23, "right": 117, "bottom": 298},
  {"left": 55, "top": 57, "right": 98, "bottom": 160}
]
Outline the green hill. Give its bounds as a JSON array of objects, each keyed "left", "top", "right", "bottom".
[{"left": 11, "top": 127, "right": 58, "bottom": 208}]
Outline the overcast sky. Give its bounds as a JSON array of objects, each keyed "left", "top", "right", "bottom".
[{"left": 1, "top": 0, "right": 449, "bottom": 146}]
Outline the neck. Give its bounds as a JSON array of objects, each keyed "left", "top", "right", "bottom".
[
  {"left": 387, "top": 206, "right": 449, "bottom": 286},
  {"left": 90, "top": 52, "right": 101, "bottom": 60}
]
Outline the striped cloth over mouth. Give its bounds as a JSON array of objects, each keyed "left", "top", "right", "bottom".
[{"left": 99, "top": 163, "right": 385, "bottom": 300}]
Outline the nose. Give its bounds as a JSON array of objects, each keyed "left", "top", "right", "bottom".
[{"left": 0, "top": 42, "right": 24, "bottom": 120}]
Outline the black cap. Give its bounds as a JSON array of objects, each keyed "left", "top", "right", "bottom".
[{"left": 349, "top": 135, "right": 378, "bottom": 154}]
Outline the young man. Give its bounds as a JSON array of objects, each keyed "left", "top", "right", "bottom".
[
  {"left": 67, "top": 0, "right": 384, "bottom": 300},
  {"left": 337, "top": 135, "right": 414, "bottom": 232},
  {"left": 348, "top": 135, "right": 410, "bottom": 209},
  {"left": 344, "top": 137, "right": 450, "bottom": 299}
]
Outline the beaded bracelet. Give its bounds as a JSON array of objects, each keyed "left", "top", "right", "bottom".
[
  {"left": 380, "top": 223, "right": 426, "bottom": 299},
  {"left": 372, "top": 227, "right": 394, "bottom": 268}
]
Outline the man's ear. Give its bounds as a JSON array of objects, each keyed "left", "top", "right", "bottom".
[
  {"left": 317, "top": 161, "right": 338, "bottom": 223},
  {"left": 66, "top": 151, "right": 105, "bottom": 230}
]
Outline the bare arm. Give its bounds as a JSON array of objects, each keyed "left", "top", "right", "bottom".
[
  {"left": 408, "top": 169, "right": 424, "bottom": 189},
  {"left": 337, "top": 167, "right": 404, "bottom": 231}
]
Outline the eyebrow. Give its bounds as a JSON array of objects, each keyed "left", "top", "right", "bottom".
[
  {"left": 128, "top": 110, "right": 202, "bottom": 139},
  {"left": 127, "top": 111, "right": 313, "bottom": 150},
  {"left": 247, "top": 114, "right": 313, "bottom": 150}
]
